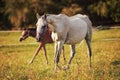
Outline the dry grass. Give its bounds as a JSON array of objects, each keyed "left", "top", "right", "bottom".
[{"left": 0, "top": 28, "right": 120, "bottom": 80}]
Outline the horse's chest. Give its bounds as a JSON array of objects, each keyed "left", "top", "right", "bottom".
[
  {"left": 51, "top": 32, "right": 58, "bottom": 41},
  {"left": 51, "top": 32, "right": 66, "bottom": 42}
]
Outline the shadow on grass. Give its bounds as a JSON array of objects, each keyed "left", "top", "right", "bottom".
[{"left": 111, "top": 60, "right": 120, "bottom": 65}]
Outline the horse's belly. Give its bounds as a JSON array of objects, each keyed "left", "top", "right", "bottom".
[
  {"left": 65, "top": 32, "right": 86, "bottom": 44},
  {"left": 65, "top": 28, "right": 87, "bottom": 44}
]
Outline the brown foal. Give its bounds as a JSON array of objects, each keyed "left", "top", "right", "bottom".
[{"left": 19, "top": 28, "right": 66, "bottom": 64}]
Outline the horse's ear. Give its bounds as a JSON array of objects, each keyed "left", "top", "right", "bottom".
[
  {"left": 21, "top": 28, "right": 26, "bottom": 30},
  {"left": 44, "top": 14, "right": 47, "bottom": 19},
  {"left": 36, "top": 13, "right": 40, "bottom": 19}
]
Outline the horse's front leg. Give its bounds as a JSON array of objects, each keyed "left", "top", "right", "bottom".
[
  {"left": 42, "top": 45, "right": 48, "bottom": 64},
  {"left": 29, "top": 43, "right": 43, "bottom": 64},
  {"left": 63, "top": 45, "right": 76, "bottom": 70},
  {"left": 54, "top": 41, "right": 64, "bottom": 72}
]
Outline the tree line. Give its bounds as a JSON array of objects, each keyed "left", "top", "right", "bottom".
[{"left": 0, "top": 0, "right": 120, "bottom": 30}]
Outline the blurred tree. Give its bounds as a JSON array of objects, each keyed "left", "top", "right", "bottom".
[
  {"left": 88, "top": 0, "right": 120, "bottom": 24},
  {"left": 107, "top": 0, "right": 120, "bottom": 22},
  {"left": 61, "top": 3, "right": 82, "bottom": 16},
  {"left": 4, "top": 0, "right": 31, "bottom": 29},
  {"left": 0, "top": 0, "right": 120, "bottom": 30},
  {"left": 0, "top": 0, "right": 12, "bottom": 30}
]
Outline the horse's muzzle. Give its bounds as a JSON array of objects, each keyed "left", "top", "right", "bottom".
[
  {"left": 19, "top": 37, "right": 23, "bottom": 42},
  {"left": 36, "top": 32, "right": 42, "bottom": 42},
  {"left": 36, "top": 37, "right": 41, "bottom": 42}
]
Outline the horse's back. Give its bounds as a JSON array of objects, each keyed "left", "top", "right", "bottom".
[
  {"left": 70, "top": 14, "right": 92, "bottom": 27},
  {"left": 48, "top": 14, "right": 90, "bottom": 44}
]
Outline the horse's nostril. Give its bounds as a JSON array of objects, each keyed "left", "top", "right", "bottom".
[
  {"left": 36, "top": 37, "right": 40, "bottom": 42},
  {"left": 19, "top": 38, "right": 23, "bottom": 42},
  {"left": 39, "top": 38, "right": 41, "bottom": 41}
]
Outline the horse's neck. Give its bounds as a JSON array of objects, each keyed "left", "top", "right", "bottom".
[
  {"left": 47, "top": 14, "right": 69, "bottom": 32},
  {"left": 47, "top": 29, "right": 52, "bottom": 35},
  {"left": 29, "top": 30, "right": 36, "bottom": 38}
]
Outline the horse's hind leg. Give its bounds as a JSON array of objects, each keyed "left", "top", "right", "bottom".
[
  {"left": 62, "top": 46, "right": 66, "bottom": 62},
  {"left": 63, "top": 45, "right": 75, "bottom": 70},
  {"left": 85, "top": 34, "right": 92, "bottom": 69}
]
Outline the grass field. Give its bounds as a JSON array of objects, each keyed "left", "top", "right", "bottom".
[{"left": 0, "top": 28, "right": 120, "bottom": 80}]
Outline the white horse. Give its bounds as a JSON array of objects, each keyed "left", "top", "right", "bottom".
[{"left": 36, "top": 13, "right": 92, "bottom": 72}]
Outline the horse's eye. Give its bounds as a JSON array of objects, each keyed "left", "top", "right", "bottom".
[
  {"left": 42, "top": 16, "right": 46, "bottom": 20},
  {"left": 43, "top": 25, "right": 46, "bottom": 28},
  {"left": 42, "top": 17, "right": 44, "bottom": 20},
  {"left": 36, "top": 23, "right": 38, "bottom": 26}
]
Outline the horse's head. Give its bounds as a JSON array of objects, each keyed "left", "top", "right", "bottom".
[
  {"left": 19, "top": 28, "right": 29, "bottom": 42},
  {"left": 36, "top": 13, "right": 48, "bottom": 42}
]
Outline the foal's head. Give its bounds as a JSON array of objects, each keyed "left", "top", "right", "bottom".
[{"left": 19, "top": 28, "right": 30, "bottom": 42}]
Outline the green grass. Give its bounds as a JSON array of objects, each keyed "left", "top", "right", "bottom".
[{"left": 0, "top": 29, "right": 120, "bottom": 80}]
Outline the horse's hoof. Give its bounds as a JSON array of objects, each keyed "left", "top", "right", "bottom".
[
  {"left": 53, "top": 70, "right": 59, "bottom": 74},
  {"left": 29, "top": 61, "right": 33, "bottom": 64},
  {"left": 29, "top": 62, "right": 32, "bottom": 65},
  {"left": 46, "top": 61, "right": 48, "bottom": 65},
  {"left": 64, "top": 59, "right": 67, "bottom": 63},
  {"left": 62, "top": 65, "right": 70, "bottom": 70},
  {"left": 53, "top": 68, "right": 60, "bottom": 74}
]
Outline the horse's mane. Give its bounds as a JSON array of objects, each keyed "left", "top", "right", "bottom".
[
  {"left": 27, "top": 28, "right": 36, "bottom": 30},
  {"left": 23, "top": 28, "right": 36, "bottom": 31}
]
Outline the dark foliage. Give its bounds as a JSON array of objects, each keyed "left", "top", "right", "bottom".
[{"left": 0, "top": 0, "right": 120, "bottom": 30}]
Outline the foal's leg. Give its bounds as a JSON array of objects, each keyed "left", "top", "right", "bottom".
[
  {"left": 63, "top": 45, "right": 75, "bottom": 70},
  {"left": 42, "top": 45, "right": 48, "bottom": 64},
  {"left": 85, "top": 35, "right": 92, "bottom": 69},
  {"left": 29, "top": 43, "right": 43, "bottom": 64},
  {"left": 54, "top": 41, "right": 64, "bottom": 72}
]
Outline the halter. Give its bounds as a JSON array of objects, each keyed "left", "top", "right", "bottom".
[{"left": 40, "top": 18, "right": 49, "bottom": 35}]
